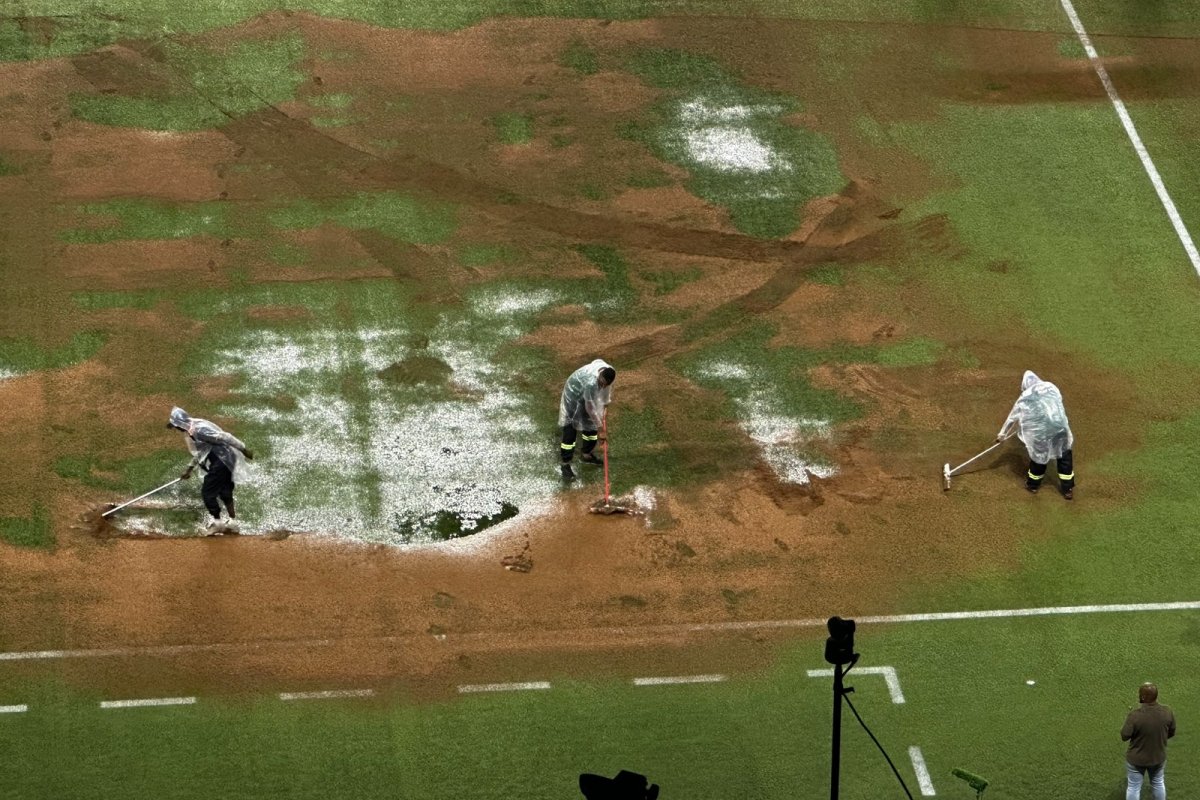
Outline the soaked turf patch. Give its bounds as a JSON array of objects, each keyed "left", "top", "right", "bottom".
[
  {"left": 573, "top": 244, "right": 636, "bottom": 318},
  {"left": 61, "top": 192, "right": 457, "bottom": 246},
  {"left": 457, "top": 243, "right": 519, "bottom": 268},
  {"left": 0, "top": 504, "right": 52, "bottom": 549},
  {"left": 686, "top": 357, "right": 840, "bottom": 485},
  {"left": 73, "top": 290, "right": 167, "bottom": 311},
  {"left": 605, "top": 405, "right": 690, "bottom": 492},
  {"left": 176, "top": 280, "right": 563, "bottom": 544},
  {"left": 70, "top": 35, "right": 306, "bottom": 131},
  {"left": 675, "top": 324, "right": 944, "bottom": 484},
  {"left": 52, "top": 449, "right": 184, "bottom": 494},
  {"left": 623, "top": 48, "right": 844, "bottom": 238},
  {"left": 62, "top": 200, "right": 234, "bottom": 243},
  {"left": 267, "top": 192, "right": 458, "bottom": 245},
  {"left": 0, "top": 331, "right": 107, "bottom": 380},
  {"left": 103, "top": 504, "right": 210, "bottom": 538},
  {"left": 492, "top": 112, "right": 534, "bottom": 145},
  {"left": 558, "top": 38, "right": 599, "bottom": 75},
  {"left": 637, "top": 265, "right": 703, "bottom": 295}
]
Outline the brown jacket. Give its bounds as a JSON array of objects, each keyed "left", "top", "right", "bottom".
[{"left": 1122, "top": 702, "right": 1176, "bottom": 767}]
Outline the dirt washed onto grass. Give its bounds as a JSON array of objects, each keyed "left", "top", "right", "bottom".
[
  {"left": 0, "top": 12, "right": 1186, "bottom": 692},
  {"left": 52, "top": 126, "right": 236, "bottom": 201}
]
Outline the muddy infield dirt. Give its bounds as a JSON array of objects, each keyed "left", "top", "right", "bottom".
[{"left": 0, "top": 13, "right": 1183, "bottom": 692}]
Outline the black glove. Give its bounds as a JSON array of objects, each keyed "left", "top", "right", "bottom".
[{"left": 243, "top": 449, "right": 255, "bottom": 461}]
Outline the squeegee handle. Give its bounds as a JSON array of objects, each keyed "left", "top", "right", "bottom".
[
  {"left": 948, "top": 431, "right": 1015, "bottom": 476},
  {"left": 601, "top": 412, "right": 611, "bottom": 504},
  {"left": 101, "top": 477, "right": 184, "bottom": 517}
]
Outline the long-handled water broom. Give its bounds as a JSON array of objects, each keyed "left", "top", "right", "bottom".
[
  {"left": 942, "top": 431, "right": 1014, "bottom": 490},
  {"left": 589, "top": 412, "right": 641, "bottom": 516},
  {"left": 101, "top": 477, "right": 183, "bottom": 517}
]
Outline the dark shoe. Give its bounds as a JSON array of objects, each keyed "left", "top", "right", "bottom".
[
  {"left": 1061, "top": 486, "right": 1074, "bottom": 500},
  {"left": 560, "top": 464, "right": 576, "bottom": 482},
  {"left": 1025, "top": 481, "right": 1040, "bottom": 494},
  {"left": 579, "top": 452, "right": 603, "bottom": 466}
]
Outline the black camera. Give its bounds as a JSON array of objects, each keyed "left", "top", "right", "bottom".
[
  {"left": 579, "top": 770, "right": 660, "bottom": 800},
  {"left": 824, "top": 615, "right": 857, "bottom": 666}
]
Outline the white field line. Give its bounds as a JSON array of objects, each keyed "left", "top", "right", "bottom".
[
  {"left": 811, "top": 666, "right": 902, "bottom": 705},
  {"left": 0, "top": 704, "right": 28, "bottom": 713},
  {"left": 99, "top": 696, "right": 196, "bottom": 709},
  {"left": 4, "top": 601, "right": 1200, "bottom": 662},
  {"left": 0, "top": 639, "right": 340, "bottom": 662},
  {"left": 632, "top": 674, "right": 727, "bottom": 686},
  {"left": 457, "top": 681, "right": 552, "bottom": 694},
  {"left": 1058, "top": 0, "right": 1200, "bottom": 276},
  {"left": 278, "top": 689, "right": 375, "bottom": 701},
  {"left": 908, "top": 746, "right": 937, "bottom": 796},
  {"left": 806, "top": 666, "right": 905, "bottom": 704}
]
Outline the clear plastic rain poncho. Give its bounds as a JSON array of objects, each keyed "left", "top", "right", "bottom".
[
  {"left": 558, "top": 359, "right": 613, "bottom": 431},
  {"left": 169, "top": 407, "right": 247, "bottom": 477},
  {"left": 999, "top": 371, "right": 1073, "bottom": 464}
]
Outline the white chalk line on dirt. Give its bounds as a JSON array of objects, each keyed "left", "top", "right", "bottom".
[
  {"left": 1058, "top": 0, "right": 1200, "bottom": 277},
  {"left": 632, "top": 674, "right": 727, "bottom": 686},
  {"left": 99, "top": 696, "right": 196, "bottom": 709},
  {"left": 806, "top": 666, "right": 905, "bottom": 704},
  {"left": 4, "top": 677, "right": 729, "bottom": 713},
  {"left": 2, "top": 600, "right": 1199, "bottom": 663},
  {"left": 279, "top": 689, "right": 375, "bottom": 701},
  {"left": 908, "top": 746, "right": 937, "bottom": 796},
  {"left": 457, "top": 681, "right": 552, "bottom": 694}
]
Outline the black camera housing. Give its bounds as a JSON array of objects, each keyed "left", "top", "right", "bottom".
[{"left": 579, "top": 770, "right": 660, "bottom": 800}]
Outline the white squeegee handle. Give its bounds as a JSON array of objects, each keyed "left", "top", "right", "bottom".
[
  {"left": 948, "top": 431, "right": 1015, "bottom": 477},
  {"left": 101, "top": 477, "right": 184, "bottom": 517}
]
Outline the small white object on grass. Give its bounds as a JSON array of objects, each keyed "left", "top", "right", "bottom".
[{"left": 1026, "top": 679, "right": 1036, "bottom": 685}]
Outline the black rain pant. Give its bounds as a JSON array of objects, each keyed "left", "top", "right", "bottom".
[
  {"left": 1027, "top": 449, "right": 1074, "bottom": 491},
  {"left": 560, "top": 422, "right": 599, "bottom": 463},
  {"left": 201, "top": 459, "right": 236, "bottom": 519}
]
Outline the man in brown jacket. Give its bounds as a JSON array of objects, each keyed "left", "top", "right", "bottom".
[{"left": 1121, "top": 682, "right": 1176, "bottom": 800}]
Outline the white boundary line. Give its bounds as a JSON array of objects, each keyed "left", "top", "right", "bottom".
[
  {"left": 632, "top": 674, "right": 726, "bottom": 686},
  {"left": 1059, "top": 0, "right": 1200, "bottom": 276},
  {"left": 806, "top": 666, "right": 905, "bottom": 703},
  {"left": 908, "top": 746, "right": 937, "bottom": 796},
  {"left": 3, "top": 601, "right": 1199, "bottom": 662},
  {"left": 99, "top": 696, "right": 196, "bottom": 709},
  {"left": 457, "top": 681, "right": 552, "bottom": 694},
  {"left": 279, "top": 689, "right": 375, "bottom": 701},
  {"left": 0, "top": 704, "right": 28, "bottom": 713}
]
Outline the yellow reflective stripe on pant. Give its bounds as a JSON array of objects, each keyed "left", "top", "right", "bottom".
[
  {"left": 1058, "top": 472, "right": 1074, "bottom": 480},
  {"left": 1027, "top": 471, "right": 1044, "bottom": 481},
  {"left": 561, "top": 442, "right": 575, "bottom": 450},
  {"left": 581, "top": 434, "right": 598, "bottom": 441}
]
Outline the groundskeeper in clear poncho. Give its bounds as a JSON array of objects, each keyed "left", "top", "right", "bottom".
[
  {"left": 997, "top": 371, "right": 1076, "bottom": 499},
  {"left": 557, "top": 359, "right": 616, "bottom": 481},
  {"left": 167, "top": 407, "right": 254, "bottom": 524}
]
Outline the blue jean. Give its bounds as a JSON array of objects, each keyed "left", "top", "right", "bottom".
[{"left": 1126, "top": 760, "right": 1165, "bottom": 800}]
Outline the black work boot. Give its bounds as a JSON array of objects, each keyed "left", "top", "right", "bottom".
[
  {"left": 1025, "top": 478, "right": 1040, "bottom": 494},
  {"left": 1060, "top": 483, "right": 1074, "bottom": 501},
  {"left": 560, "top": 464, "right": 576, "bottom": 482},
  {"left": 579, "top": 452, "right": 603, "bottom": 466}
]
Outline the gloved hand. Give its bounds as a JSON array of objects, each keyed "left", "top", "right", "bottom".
[
  {"left": 243, "top": 449, "right": 255, "bottom": 461},
  {"left": 181, "top": 468, "right": 193, "bottom": 480}
]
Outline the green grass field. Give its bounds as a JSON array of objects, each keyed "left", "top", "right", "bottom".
[
  {"left": 3, "top": 0, "right": 1200, "bottom": 797},
  {"left": 3, "top": 611, "right": 1197, "bottom": 799}
]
